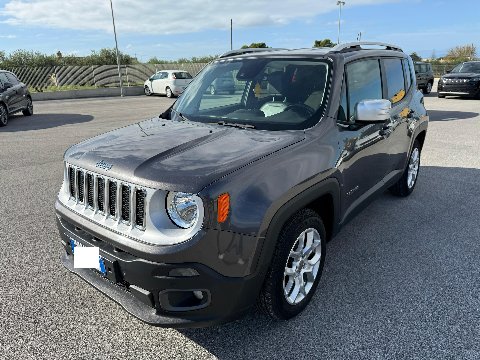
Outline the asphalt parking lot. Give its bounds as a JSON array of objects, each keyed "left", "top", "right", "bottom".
[{"left": 1, "top": 85, "right": 479, "bottom": 359}]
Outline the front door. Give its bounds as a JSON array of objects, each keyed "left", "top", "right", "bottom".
[{"left": 336, "top": 58, "right": 394, "bottom": 222}]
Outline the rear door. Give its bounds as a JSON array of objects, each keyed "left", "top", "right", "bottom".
[
  {"left": 6, "top": 73, "right": 28, "bottom": 109},
  {"left": 0, "top": 72, "right": 20, "bottom": 112},
  {"left": 152, "top": 72, "right": 168, "bottom": 93}
]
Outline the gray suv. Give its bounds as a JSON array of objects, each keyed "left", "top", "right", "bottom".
[
  {"left": 56, "top": 42, "right": 428, "bottom": 327},
  {"left": 414, "top": 62, "right": 434, "bottom": 94},
  {"left": 0, "top": 70, "right": 33, "bottom": 127}
]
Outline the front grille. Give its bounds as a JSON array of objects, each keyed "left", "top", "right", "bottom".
[
  {"left": 77, "top": 171, "right": 85, "bottom": 203},
  {"left": 97, "top": 178, "right": 105, "bottom": 213},
  {"left": 87, "top": 173, "right": 94, "bottom": 208},
  {"left": 109, "top": 181, "right": 117, "bottom": 217},
  {"left": 121, "top": 185, "right": 130, "bottom": 222},
  {"left": 135, "top": 190, "right": 146, "bottom": 227},
  {"left": 66, "top": 165, "right": 147, "bottom": 230},
  {"left": 68, "top": 167, "right": 75, "bottom": 197}
]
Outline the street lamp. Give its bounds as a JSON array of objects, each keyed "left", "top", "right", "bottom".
[
  {"left": 337, "top": 1, "right": 345, "bottom": 45},
  {"left": 109, "top": 0, "right": 124, "bottom": 97}
]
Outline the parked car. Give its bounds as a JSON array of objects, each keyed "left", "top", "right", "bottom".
[
  {"left": 208, "top": 73, "right": 235, "bottom": 95},
  {"left": 0, "top": 70, "right": 33, "bottom": 127},
  {"left": 437, "top": 61, "right": 480, "bottom": 99},
  {"left": 414, "top": 62, "right": 434, "bottom": 94},
  {"left": 56, "top": 42, "right": 428, "bottom": 328},
  {"left": 144, "top": 70, "right": 193, "bottom": 98}
]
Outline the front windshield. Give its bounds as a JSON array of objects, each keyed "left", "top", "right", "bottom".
[
  {"left": 172, "top": 58, "right": 331, "bottom": 130},
  {"left": 451, "top": 62, "right": 480, "bottom": 74}
]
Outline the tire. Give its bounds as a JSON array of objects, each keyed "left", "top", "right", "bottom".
[
  {"left": 389, "top": 139, "right": 421, "bottom": 197},
  {"left": 22, "top": 97, "right": 33, "bottom": 116},
  {"left": 423, "top": 82, "right": 432, "bottom": 94},
  {"left": 166, "top": 87, "right": 173, "bottom": 98},
  {"left": 210, "top": 86, "right": 216, "bottom": 95},
  {"left": 144, "top": 86, "right": 152, "bottom": 96},
  {"left": 0, "top": 104, "right": 8, "bottom": 127},
  {"left": 258, "top": 208, "right": 326, "bottom": 320}
]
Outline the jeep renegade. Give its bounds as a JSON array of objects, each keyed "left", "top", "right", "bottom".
[{"left": 56, "top": 42, "right": 429, "bottom": 327}]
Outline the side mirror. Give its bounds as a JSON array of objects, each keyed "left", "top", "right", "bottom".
[
  {"left": 355, "top": 99, "right": 391, "bottom": 123},
  {"left": 446, "top": 69, "right": 452, "bottom": 74}
]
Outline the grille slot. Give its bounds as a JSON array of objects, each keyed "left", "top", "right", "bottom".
[
  {"left": 109, "top": 181, "right": 117, "bottom": 217},
  {"left": 68, "top": 167, "right": 75, "bottom": 197},
  {"left": 86, "top": 173, "right": 94, "bottom": 208},
  {"left": 135, "top": 190, "right": 146, "bottom": 227},
  {"left": 97, "top": 178, "right": 105, "bottom": 213},
  {"left": 66, "top": 165, "right": 147, "bottom": 231},
  {"left": 121, "top": 185, "right": 131, "bottom": 222},
  {"left": 77, "top": 170, "right": 85, "bottom": 203}
]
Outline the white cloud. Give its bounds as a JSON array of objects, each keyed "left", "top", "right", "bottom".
[
  {"left": 0, "top": 0, "right": 398, "bottom": 35},
  {"left": 0, "top": 34, "right": 16, "bottom": 38}
]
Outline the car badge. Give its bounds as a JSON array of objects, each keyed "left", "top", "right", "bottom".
[{"left": 95, "top": 160, "right": 113, "bottom": 171}]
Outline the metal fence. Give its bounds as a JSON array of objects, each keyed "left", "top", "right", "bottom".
[{"left": 6, "top": 63, "right": 208, "bottom": 90}]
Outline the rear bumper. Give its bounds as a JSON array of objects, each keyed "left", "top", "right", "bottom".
[{"left": 56, "top": 201, "right": 266, "bottom": 328}]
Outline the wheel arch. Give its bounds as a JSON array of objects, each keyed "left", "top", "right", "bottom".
[{"left": 252, "top": 177, "right": 341, "bottom": 275}]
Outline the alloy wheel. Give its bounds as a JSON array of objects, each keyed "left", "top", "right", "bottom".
[
  {"left": 283, "top": 228, "right": 322, "bottom": 305},
  {"left": 0, "top": 106, "right": 7, "bottom": 126},
  {"left": 407, "top": 147, "right": 420, "bottom": 189}
]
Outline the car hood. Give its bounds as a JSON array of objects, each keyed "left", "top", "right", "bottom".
[
  {"left": 442, "top": 73, "right": 480, "bottom": 79},
  {"left": 65, "top": 118, "right": 304, "bottom": 193}
]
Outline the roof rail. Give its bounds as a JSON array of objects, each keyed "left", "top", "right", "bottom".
[
  {"left": 219, "top": 48, "right": 287, "bottom": 58},
  {"left": 331, "top": 42, "right": 403, "bottom": 53}
]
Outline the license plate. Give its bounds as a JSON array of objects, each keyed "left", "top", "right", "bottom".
[{"left": 69, "top": 238, "right": 107, "bottom": 276}]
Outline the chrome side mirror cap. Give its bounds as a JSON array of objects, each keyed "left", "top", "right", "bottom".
[{"left": 355, "top": 99, "right": 391, "bottom": 123}]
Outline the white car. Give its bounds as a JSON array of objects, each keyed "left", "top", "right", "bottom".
[{"left": 144, "top": 70, "right": 193, "bottom": 98}]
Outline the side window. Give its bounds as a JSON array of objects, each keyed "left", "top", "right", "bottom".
[
  {"left": 384, "top": 58, "right": 406, "bottom": 104},
  {"left": 402, "top": 59, "right": 412, "bottom": 91},
  {"left": 162, "top": 72, "right": 169, "bottom": 79},
  {"left": 6, "top": 73, "right": 19, "bottom": 85},
  {"left": 346, "top": 59, "right": 382, "bottom": 122},
  {"left": 0, "top": 73, "right": 8, "bottom": 88}
]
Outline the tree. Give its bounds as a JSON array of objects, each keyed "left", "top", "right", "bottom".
[
  {"left": 446, "top": 44, "right": 477, "bottom": 61},
  {"left": 313, "top": 39, "right": 335, "bottom": 48},
  {"left": 241, "top": 42, "right": 268, "bottom": 49},
  {"left": 410, "top": 52, "right": 422, "bottom": 62}
]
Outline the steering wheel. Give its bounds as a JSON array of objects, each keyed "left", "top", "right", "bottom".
[{"left": 284, "top": 103, "right": 315, "bottom": 117}]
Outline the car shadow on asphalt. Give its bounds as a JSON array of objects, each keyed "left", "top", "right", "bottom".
[
  {"left": 427, "top": 109, "right": 479, "bottom": 121},
  {"left": 178, "top": 166, "right": 480, "bottom": 359},
  {"left": 0, "top": 113, "right": 94, "bottom": 132}
]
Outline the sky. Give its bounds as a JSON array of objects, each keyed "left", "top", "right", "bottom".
[{"left": 0, "top": 0, "right": 479, "bottom": 61}]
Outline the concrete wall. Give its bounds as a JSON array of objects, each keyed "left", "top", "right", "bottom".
[{"left": 31, "top": 86, "right": 144, "bottom": 101}]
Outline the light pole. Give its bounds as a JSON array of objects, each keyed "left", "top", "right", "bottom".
[
  {"left": 109, "top": 0, "right": 123, "bottom": 97},
  {"left": 337, "top": 1, "right": 345, "bottom": 45}
]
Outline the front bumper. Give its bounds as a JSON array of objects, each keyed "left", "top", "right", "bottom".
[
  {"left": 438, "top": 82, "right": 480, "bottom": 97},
  {"left": 56, "top": 201, "right": 266, "bottom": 328}
]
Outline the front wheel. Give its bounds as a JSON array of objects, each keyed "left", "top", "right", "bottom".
[
  {"left": 423, "top": 82, "right": 432, "bottom": 94},
  {"left": 0, "top": 104, "right": 8, "bottom": 126},
  {"left": 22, "top": 97, "right": 33, "bottom": 116},
  {"left": 166, "top": 87, "right": 173, "bottom": 98},
  {"left": 258, "top": 208, "right": 326, "bottom": 319},
  {"left": 389, "top": 140, "right": 421, "bottom": 197},
  {"left": 144, "top": 86, "right": 152, "bottom": 96},
  {"left": 210, "top": 86, "right": 216, "bottom": 95}
]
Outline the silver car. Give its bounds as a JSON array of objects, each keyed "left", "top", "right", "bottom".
[{"left": 144, "top": 70, "right": 193, "bottom": 98}]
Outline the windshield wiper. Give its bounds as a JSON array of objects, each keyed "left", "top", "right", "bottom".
[
  {"left": 214, "top": 121, "right": 256, "bottom": 129},
  {"left": 171, "top": 108, "right": 190, "bottom": 122}
]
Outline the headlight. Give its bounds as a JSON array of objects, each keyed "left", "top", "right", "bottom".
[{"left": 166, "top": 192, "right": 200, "bottom": 229}]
